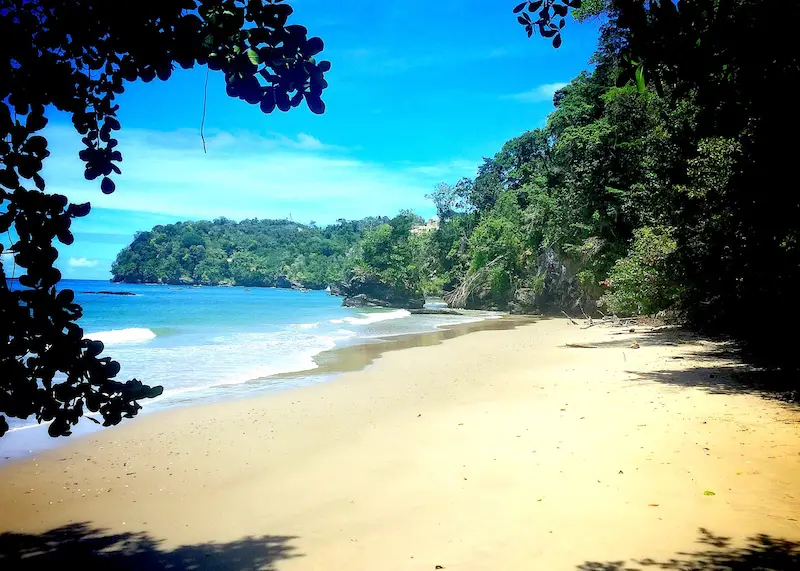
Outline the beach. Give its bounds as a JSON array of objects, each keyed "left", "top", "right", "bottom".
[{"left": 1, "top": 317, "right": 798, "bottom": 570}]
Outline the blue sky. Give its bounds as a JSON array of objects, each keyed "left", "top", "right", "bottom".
[{"left": 21, "top": 0, "right": 602, "bottom": 279}]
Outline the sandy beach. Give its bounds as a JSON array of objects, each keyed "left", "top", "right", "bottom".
[{"left": 1, "top": 317, "right": 798, "bottom": 570}]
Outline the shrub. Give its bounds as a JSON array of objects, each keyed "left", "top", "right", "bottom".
[{"left": 599, "top": 226, "right": 681, "bottom": 316}]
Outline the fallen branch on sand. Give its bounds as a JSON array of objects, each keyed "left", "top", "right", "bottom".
[
  {"left": 565, "top": 343, "right": 599, "bottom": 349},
  {"left": 561, "top": 310, "right": 580, "bottom": 326}
]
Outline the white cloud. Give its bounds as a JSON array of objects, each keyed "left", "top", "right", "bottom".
[
  {"left": 69, "top": 257, "right": 98, "bottom": 268},
  {"left": 504, "top": 82, "right": 569, "bottom": 103},
  {"left": 40, "top": 125, "right": 472, "bottom": 224},
  {"left": 295, "top": 133, "right": 325, "bottom": 150}
]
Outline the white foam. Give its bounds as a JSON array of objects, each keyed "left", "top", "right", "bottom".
[
  {"left": 292, "top": 322, "right": 320, "bottom": 330},
  {"left": 157, "top": 332, "right": 349, "bottom": 398},
  {"left": 5, "top": 422, "right": 43, "bottom": 434},
  {"left": 341, "top": 309, "right": 411, "bottom": 325},
  {"left": 84, "top": 328, "right": 157, "bottom": 345}
]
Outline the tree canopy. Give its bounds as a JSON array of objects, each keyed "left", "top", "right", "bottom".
[
  {"left": 0, "top": 0, "right": 329, "bottom": 437},
  {"left": 111, "top": 217, "right": 389, "bottom": 288}
]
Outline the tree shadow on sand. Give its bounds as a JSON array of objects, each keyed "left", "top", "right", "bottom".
[
  {"left": 580, "top": 326, "right": 799, "bottom": 403},
  {"left": 577, "top": 528, "right": 800, "bottom": 571},
  {"left": 0, "top": 522, "right": 300, "bottom": 571}
]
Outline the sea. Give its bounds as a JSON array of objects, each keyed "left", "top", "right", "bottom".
[{"left": 2, "top": 279, "right": 495, "bottom": 460}]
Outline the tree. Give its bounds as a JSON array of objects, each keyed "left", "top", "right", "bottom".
[
  {"left": 0, "top": 0, "right": 330, "bottom": 437},
  {"left": 426, "top": 179, "right": 472, "bottom": 221},
  {"left": 352, "top": 213, "right": 422, "bottom": 294}
]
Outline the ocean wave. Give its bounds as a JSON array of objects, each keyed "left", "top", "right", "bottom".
[
  {"left": 158, "top": 332, "right": 349, "bottom": 399},
  {"left": 84, "top": 327, "right": 157, "bottom": 345},
  {"left": 340, "top": 309, "right": 411, "bottom": 325},
  {"left": 292, "top": 322, "right": 320, "bottom": 329}
]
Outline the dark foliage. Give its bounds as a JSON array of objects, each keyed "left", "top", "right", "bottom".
[
  {"left": 0, "top": 522, "right": 300, "bottom": 571},
  {"left": 0, "top": 1, "right": 329, "bottom": 437},
  {"left": 577, "top": 528, "right": 800, "bottom": 571},
  {"left": 508, "top": 0, "right": 800, "bottom": 372},
  {"left": 513, "top": 0, "right": 583, "bottom": 47}
]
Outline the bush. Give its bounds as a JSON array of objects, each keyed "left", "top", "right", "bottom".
[{"left": 599, "top": 226, "right": 681, "bottom": 316}]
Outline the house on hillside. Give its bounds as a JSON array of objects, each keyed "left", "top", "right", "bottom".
[{"left": 410, "top": 217, "right": 439, "bottom": 235}]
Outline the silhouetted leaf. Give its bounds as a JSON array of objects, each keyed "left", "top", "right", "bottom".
[
  {"left": 306, "top": 94, "right": 325, "bottom": 114},
  {"left": 101, "top": 177, "right": 116, "bottom": 194},
  {"left": 306, "top": 37, "right": 324, "bottom": 56},
  {"left": 513, "top": 2, "right": 527, "bottom": 13}
]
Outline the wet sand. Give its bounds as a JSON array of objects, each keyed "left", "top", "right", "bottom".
[{"left": 1, "top": 318, "right": 798, "bottom": 570}]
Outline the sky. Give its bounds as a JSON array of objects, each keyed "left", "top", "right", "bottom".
[{"left": 17, "top": 0, "right": 603, "bottom": 279}]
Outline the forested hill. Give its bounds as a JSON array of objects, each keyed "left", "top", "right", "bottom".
[{"left": 111, "top": 217, "right": 395, "bottom": 288}]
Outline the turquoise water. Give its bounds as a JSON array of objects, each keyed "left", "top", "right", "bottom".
[{"left": 2, "top": 279, "right": 490, "bottom": 459}]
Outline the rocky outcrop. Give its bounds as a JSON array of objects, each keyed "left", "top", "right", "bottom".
[
  {"left": 409, "top": 308, "right": 463, "bottom": 315},
  {"left": 448, "top": 249, "right": 596, "bottom": 316},
  {"left": 329, "top": 282, "right": 344, "bottom": 297},
  {"left": 337, "top": 274, "right": 424, "bottom": 309},
  {"left": 524, "top": 249, "right": 596, "bottom": 316},
  {"left": 505, "top": 250, "right": 597, "bottom": 316},
  {"left": 507, "top": 288, "right": 540, "bottom": 315},
  {"left": 275, "top": 275, "right": 294, "bottom": 289}
]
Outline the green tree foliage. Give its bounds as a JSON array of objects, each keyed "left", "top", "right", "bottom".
[
  {"left": 350, "top": 213, "right": 422, "bottom": 294},
  {"left": 112, "top": 218, "right": 386, "bottom": 288},
  {"left": 0, "top": 1, "right": 329, "bottom": 437},
  {"left": 599, "top": 226, "right": 679, "bottom": 316}
]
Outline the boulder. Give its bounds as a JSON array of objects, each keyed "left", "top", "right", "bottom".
[
  {"left": 339, "top": 273, "right": 424, "bottom": 309},
  {"left": 508, "top": 288, "right": 541, "bottom": 315}
]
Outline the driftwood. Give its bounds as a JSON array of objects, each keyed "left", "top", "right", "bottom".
[
  {"left": 561, "top": 310, "right": 580, "bottom": 326},
  {"left": 565, "top": 343, "right": 599, "bottom": 349}
]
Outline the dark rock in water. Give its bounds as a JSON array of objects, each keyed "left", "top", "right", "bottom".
[
  {"left": 409, "top": 308, "right": 463, "bottom": 315},
  {"left": 275, "top": 275, "right": 293, "bottom": 289},
  {"left": 82, "top": 291, "right": 136, "bottom": 296},
  {"left": 295, "top": 279, "right": 326, "bottom": 291},
  {"left": 275, "top": 274, "right": 326, "bottom": 291},
  {"left": 338, "top": 273, "right": 424, "bottom": 309},
  {"left": 342, "top": 294, "right": 383, "bottom": 308},
  {"left": 329, "top": 282, "right": 344, "bottom": 297}
]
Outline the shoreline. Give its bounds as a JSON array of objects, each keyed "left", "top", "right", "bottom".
[
  {"left": 0, "top": 313, "right": 535, "bottom": 463},
  {"left": 1, "top": 318, "right": 798, "bottom": 570}
]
